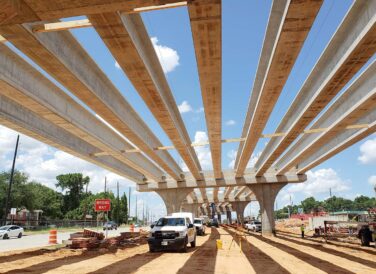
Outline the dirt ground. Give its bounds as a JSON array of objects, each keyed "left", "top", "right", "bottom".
[{"left": 0, "top": 227, "right": 375, "bottom": 274}]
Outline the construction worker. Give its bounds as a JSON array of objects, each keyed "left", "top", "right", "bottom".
[{"left": 301, "top": 224, "right": 305, "bottom": 238}]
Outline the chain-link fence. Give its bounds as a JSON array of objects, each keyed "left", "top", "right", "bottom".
[{"left": 0, "top": 218, "right": 103, "bottom": 230}]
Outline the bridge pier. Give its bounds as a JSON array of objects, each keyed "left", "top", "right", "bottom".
[
  {"left": 155, "top": 188, "right": 193, "bottom": 215},
  {"left": 248, "top": 183, "right": 286, "bottom": 236},
  {"left": 225, "top": 205, "right": 232, "bottom": 224},
  {"left": 230, "top": 201, "right": 249, "bottom": 225},
  {"left": 181, "top": 203, "right": 199, "bottom": 217}
]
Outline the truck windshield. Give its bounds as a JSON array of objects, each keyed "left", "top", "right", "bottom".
[{"left": 156, "top": 218, "right": 185, "bottom": 226}]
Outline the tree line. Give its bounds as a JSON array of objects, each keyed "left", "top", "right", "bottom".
[
  {"left": 0, "top": 171, "right": 128, "bottom": 224},
  {"left": 275, "top": 195, "right": 376, "bottom": 219}
]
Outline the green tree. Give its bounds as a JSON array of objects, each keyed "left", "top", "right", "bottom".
[
  {"left": 0, "top": 171, "right": 31, "bottom": 218},
  {"left": 56, "top": 173, "right": 90, "bottom": 214},
  {"left": 353, "top": 195, "right": 376, "bottom": 210},
  {"left": 301, "top": 197, "right": 321, "bottom": 213},
  {"left": 27, "top": 182, "right": 63, "bottom": 219},
  {"left": 323, "top": 196, "right": 353, "bottom": 212}
]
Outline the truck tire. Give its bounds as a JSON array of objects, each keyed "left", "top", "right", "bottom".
[
  {"left": 18, "top": 233, "right": 22, "bottom": 238},
  {"left": 3, "top": 234, "right": 8, "bottom": 240},
  {"left": 181, "top": 236, "right": 188, "bottom": 253},
  {"left": 191, "top": 236, "right": 196, "bottom": 248},
  {"left": 360, "top": 229, "right": 371, "bottom": 246},
  {"left": 149, "top": 246, "right": 155, "bottom": 253}
]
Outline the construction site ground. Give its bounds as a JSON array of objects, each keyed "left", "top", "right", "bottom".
[{"left": 0, "top": 227, "right": 375, "bottom": 274}]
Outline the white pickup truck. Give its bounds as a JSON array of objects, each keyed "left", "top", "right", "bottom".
[
  {"left": 148, "top": 213, "right": 196, "bottom": 252},
  {"left": 245, "top": 221, "right": 262, "bottom": 232}
]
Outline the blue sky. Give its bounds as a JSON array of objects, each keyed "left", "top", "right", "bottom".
[{"left": 1, "top": 0, "right": 375, "bottom": 219}]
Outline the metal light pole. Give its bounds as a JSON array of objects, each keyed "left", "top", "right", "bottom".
[{"left": 4, "top": 135, "right": 20, "bottom": 225}]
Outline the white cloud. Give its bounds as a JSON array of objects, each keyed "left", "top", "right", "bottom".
[
  {"left": 0, "top": 125, "right": 134, "bottom": 193},
  {"left": 151, "top": 37, "right": 179, "bottom": 73},
  {"left": 358, "top": 137, "right": 376, "bottom": 164},
  {"left": 227, "top": 149, "right": 260, "bottom": 169},
  {"left": 227, "top": 149, "right": 237, "bottom": 168},
  {"left": 368, "top": 175, "right": 376, "bottom": 187},
  {"left": 114, "top": 37, "right": 179, "bottom": 74},
  {"left": 287, "top": 168, "right": 350, "bottom": 196},
  {"left": 178, "top": 101, "right": 204, "bottom": 114},
  {"left": 181, "top": 131, "right": 212, "bottom": 171},
  {"left": 196, "top": 107, "right": 204, "bottom": 113},
  {"left": 178, "top": 101, "right": 193, "bottom": 113},
  {"left": 225, "top": 120, "right": 236, "bottom": 126}
]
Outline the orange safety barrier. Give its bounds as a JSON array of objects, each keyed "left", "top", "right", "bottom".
[{"left": 48, "top": 229, "right": 57, "bottom": 244}]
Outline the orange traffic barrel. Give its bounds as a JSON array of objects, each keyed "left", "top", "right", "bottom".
[{"left": 48, "top": 229, "right": 57, "bottom": 244}]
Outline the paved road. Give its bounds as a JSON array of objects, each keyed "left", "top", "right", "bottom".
[{"left": 0, "top": 227, "right": 135, "bottom": 253}]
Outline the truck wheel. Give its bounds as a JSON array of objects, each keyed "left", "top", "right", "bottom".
[
  {"left": 360, "top": 231, "right": 370, "bottom": 246},
  {"left": 191, "top": 236, "right": 196, "bottom": 248},
  {"left": 181, "top": 237, "right": 188, "bottom": 253},
  {"left": 18, "top": 233, "right": 22, "bottom": 238},
  {"left": 149, "top": 246, "right": 155, "bottom": 253},
  {"left": 3, "top": 234, "right": 8, "bottom": 240}
]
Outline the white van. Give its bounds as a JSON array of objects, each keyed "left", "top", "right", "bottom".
[{"left": 148, "top": 213, "right": 196, "bottom": 252}]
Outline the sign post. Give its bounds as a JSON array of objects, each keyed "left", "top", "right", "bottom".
[
  {"left": 10, "top": 208, "right": 16, "bottom": 225},
  {"left": 95, "top": 199, "right": 111, "bottom": 238}
]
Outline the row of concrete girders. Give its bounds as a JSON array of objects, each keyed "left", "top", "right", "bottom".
[
  {"left": 0, "top": 1, "right": 225, "bottom": 204},
  {"left": 235, "top": 0, "right": 324, "bottom": 176},
  {"left": 252, "top": 0, "right": 376, "bottom": 176},
  {"left": 0, "top": 1, "right": 212, "bottom": 186},
  {"left": 0, "top": 0, "right": 374, "bottom": 203}
]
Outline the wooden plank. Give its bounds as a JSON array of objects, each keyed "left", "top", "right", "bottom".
[
  {"left": 131, "top": 1, "right": 187, "bottom": 13},
  {"left": 0, "top": 0, "right": 185, "bottom": 25},
  {"left": 118, "top": 123, "right": 372, "bottom": 153},
  {"left": 32, "top": 19, "right": 92, "bottom": 33},
  {"left": 188, "top": 0, "right": 222, "bottom": 179}
]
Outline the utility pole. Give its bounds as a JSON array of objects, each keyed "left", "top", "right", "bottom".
[
  {"left": 142, "top": 201, "right": 145, "bottom": 225},
  {"left": 329, "top": 188, "right": 332, "bottom": 198},
  {"left": 128, "top": 187, "right": 131, "bottom": 224},
  {"left": 117, "top": 181, "right": 120, "bottom": 225},
  {"left": 4, "top": 135, "right": 20, "bottom": 225},
  {"left": 135, "top": 196, "right": 138, "bottom": 223},
  {"left": 104, "top": 177, "right": 107, "bottom": 195}
]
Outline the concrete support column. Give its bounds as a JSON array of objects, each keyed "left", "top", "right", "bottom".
[
  {"left": 217, "top": 213, "right": 222, "bottom": 224},
  {"left": 248, "top": 183, "right": 286, "bottom": 236},
  {"left": 225, "top": 205, "right": 232, "bottom": 224},
  {"left": 230, "top": 201, "right": 249, "bottom": 225},
  {"left": 181, "top": 203, "right": 199, "bottom": 218},
  {"left": 155, "top": 188, "right": 194, "bottom": 215}
]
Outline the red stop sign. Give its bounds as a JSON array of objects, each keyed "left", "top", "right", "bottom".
[{"left": 95, "top": 199, "right": 111, "bottom": 212}]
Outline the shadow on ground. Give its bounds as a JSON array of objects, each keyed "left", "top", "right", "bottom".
[
  {"left": 244, "top": 230, "right": 353, "bottom": 274},
  {"left": 223, "top": 227, "right": 289, "bottom": 274},
  {"left": 176, "top": 227, "right": 220, "bottom": 274}
]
